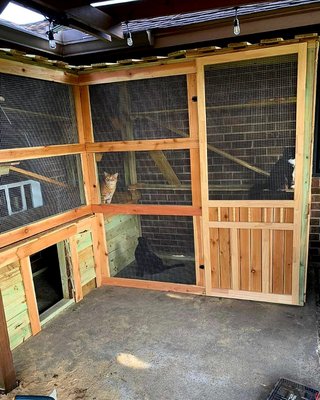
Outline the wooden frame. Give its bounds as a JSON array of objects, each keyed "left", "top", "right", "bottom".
[
  {"left": 0, "top": 39, "right": 317, "bottom": 355},
  {"left": 196, "top": 42, "right": 312, "bottom": 305}
]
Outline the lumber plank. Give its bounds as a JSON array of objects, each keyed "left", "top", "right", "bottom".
[
  {"left": 68, "top": 236, "right": 83, "bottom": 302},
  {"left": 19, "top": 257, "right": 41, "bottom": 336},
  {"left": 207, "top": 288, "right": 293, "bottom": 305},
  {"left": 250, "top": 208, "right": 262, "bottom": 292},
  {"left": 149, "top": 151, "right": 181, "bottom": 186},
  {"left": 272, "top": 230, "right": 285, "bottom": 294},
  {"left": 219, "top": 208, "right": 231, "bottom": 289},
  {"left": 0, "top": 58, "right": 78, "bottom": 84},
  {"left": 0, "top": 289, "right": 16, "bottom": 393},
  {"left": 78, "top": 61, "right": 196, "bottom": 85},
  {"left": 102, "top": 277, "right": 205, "bottom": 295},
  {"left": 0, "top": 144, "right": 85, "bottom": 163},
  {"left": 10, "top": 166, "right": 68, "bottom": 187},
  {"left": 239, "top": 208, "right": 250, "bottom": 291},
  {"left": 86, "top": 138, "right": 198, "bottom": 152},
  {"left": 91, "top": 213, "right": 109, "bottom": 283},
  {"left": 208, "top": 222, "right": 293, "bottom": 230},
  {"left": 292, "top": 42, "right": 308, "bottom": 304},
  {"left": 92, "top": 204, "right": 201, "bottom": 216}
]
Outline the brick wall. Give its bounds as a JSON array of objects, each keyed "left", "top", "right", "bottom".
[{"left": 309, "top": 177, "right": 320, "bottom": 263}]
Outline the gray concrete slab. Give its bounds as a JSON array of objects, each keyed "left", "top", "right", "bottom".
[{"left": 2, "top": 286, "right": 320, "bottom": 400}]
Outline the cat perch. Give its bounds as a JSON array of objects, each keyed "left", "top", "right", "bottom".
[{"left": 10, "top": 166, "right": 68, "bottom": 187}]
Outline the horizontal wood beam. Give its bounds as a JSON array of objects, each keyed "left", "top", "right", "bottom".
[
  {"left": 0, "top": 144, "right": 85, "bottom": 163},
  {"left": 66, "top": 6, "right": 123, "bottom": 39},
  {"left": 208, "top": 221, "right": 294, "bottom": 230},
  {"left": 92, "top": 204, "right": 201, "bottom": 216},
  {"left": 207, "top": 288, "right": 293, "bottom": 305},
  {"left": 208, "top": 200, "right": 295, "bottom": 207},
  {"left": 0, "top": 289, "right": 17, "bottom": 393},
  {"left": 86, "top": 138, "right": 198, "bottom": 153},
  {"left": 78, "top": 61, "right": 196, "bottom": 85},
  {"left": 102, "top": 277, "right": 205, "bottom": 295},
  {"left": 0, "top": 205, "right": 92, "bottom": 249},
  {"left": 0, "top": 58, "right": 78, "bottom": 84}
]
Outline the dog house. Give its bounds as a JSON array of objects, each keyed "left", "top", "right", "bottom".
[{"left": 0, "top": 37, "right": 318, "bottom": 352}]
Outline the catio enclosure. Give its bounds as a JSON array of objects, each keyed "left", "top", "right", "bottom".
[{"left": 0, "top": 39, "right": 318, "bottom": 355}]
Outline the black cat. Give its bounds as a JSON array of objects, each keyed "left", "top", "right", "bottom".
[
  {"left": 135, "top": 237, "right": 184, "bottom": 277},
  {"left": 250, "top": 147, "right": 295, "bottom": 198}
]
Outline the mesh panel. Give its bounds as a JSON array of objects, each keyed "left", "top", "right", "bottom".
[
  {"left": 205, "top": 54, "right": 297, "bottom": 200},
  {"left": 97, "top": 150, "right": 192, "bottom": 205},
  {"left": 106, "top": 214, "right": 195, "bottom": 284},
  {"left": 0, "top": 74, "right": 78, "bottom": 149},
  {"left": 90, "top": 76, "right": 189, "bottom": 142},
  {"left": 0, "top": 155, "right": 84, "bottom": 233}
]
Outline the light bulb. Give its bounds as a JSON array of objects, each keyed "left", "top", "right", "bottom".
[
  {"left": 48, "top": 30, "right": 56, "bottom": 49},
  {"left": 233, "top": 18, "right": 240, "bottom": 35}
]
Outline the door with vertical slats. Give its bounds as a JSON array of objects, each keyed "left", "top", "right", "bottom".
[{"left": 197, "top": 44, "right": 308, "bottom": 304}]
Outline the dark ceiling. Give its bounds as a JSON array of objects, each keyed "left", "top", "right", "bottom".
[{"left": 0, "top": 0, "right": 320, "bottom": 64}]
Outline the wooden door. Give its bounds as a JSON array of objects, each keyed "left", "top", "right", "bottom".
[{"left": 197, "top": 43, "right": 312, "bottom": 305}]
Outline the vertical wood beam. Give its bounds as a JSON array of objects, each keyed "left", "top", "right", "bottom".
[
  {"left": 0, "top": 290, "right": 17, "bottom": 393},
  {"left": 300, "top": 41, "right": 319, "bottom": 304},
  {"left": 91, "top": 214, "right": 109, "bottom": 284},
  {"left": 69, "top": 236, "right": 83, "bottom": 302},
  {"left": 188, "top": 73, "right": 204, "bottom": 286},
  {"left": 196, "top": 61, "right": 211, "bottom": 293},
  {"left": 20, "top": 257, "right": 41, "bottom": 335},
  {"left": 292, "top": 42, "right": 308, "bottom": 305}
]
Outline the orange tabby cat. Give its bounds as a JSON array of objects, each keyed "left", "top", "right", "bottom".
[{"left": 101, "top": 172, "right": 118, "bottom": 204}]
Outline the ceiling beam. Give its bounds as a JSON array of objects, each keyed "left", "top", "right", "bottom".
[{"left": 66, "top": 6, "right": 124, "bottom": 39}]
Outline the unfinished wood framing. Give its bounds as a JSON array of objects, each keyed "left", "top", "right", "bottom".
[{"left": 0, "top": 38, "right": 318, "bottom": 358}]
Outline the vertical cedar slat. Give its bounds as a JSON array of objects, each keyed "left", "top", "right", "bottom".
[
  {"left": 188, "top": 74, "right": 203, "bottom": 286},
  {"left": 210, "top": 228, "right": 220, "bottom": 288},
  {"left": 284, "top": 210, "right": 294, "bottom": 294},
  {"left": 0, "top": 289, "right": 17, "bottom": 393},
  {"left": 272, "top": 230, "right": 285, "bottom": 294},
  {"left": 250, "top": 208, "right": 262, "bottom": 292},
  {"left": 20, "top": 257, "right": 41, "bottom": 335},
  {"left": 239, "top": 208, "right": 250, "bottom": 290},
  {"left": 261, "top": 229, "right": 270, "bottom": 293},
  {"left": 219, "top": 208, "right": 231, "bottom": 289}
]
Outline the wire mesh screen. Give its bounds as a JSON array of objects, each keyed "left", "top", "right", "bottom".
[
  {"left": 106, "top": 214, "right": 195, "bottom": 284},
  {"left": 0, "top": 73, "right": 78, "bottom": 149},
  {"left": 0, "top": 155, "right": 84, "bottom": 233},
  {"left": 90, "top": 75, "right": 189, "bottom": 142},
  {"left": 205, "top": 54, "right": 297, "bottom": 200},
  {"left": 97, "top": 150, "right": 192, "bottom": 205}
]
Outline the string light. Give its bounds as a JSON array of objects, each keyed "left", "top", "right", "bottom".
[
  {"left": 46, "top": 20, "right": 56, "bottom": 49},
  {"left": 233, "top": 7, "right": 240, "bottom": 36},
  {"left": 125, "top": 21, "right": 133, "bottom": 46}
]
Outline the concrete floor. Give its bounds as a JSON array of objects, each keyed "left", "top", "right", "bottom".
[{"left": 2, "top": 285, "right": 320, "bottom": 400}]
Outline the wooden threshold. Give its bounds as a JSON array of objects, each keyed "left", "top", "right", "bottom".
[
  {"left": 92, "top": 204, "right": 201, "bottom": 216},
  {"left": 102, "top": 277, "right": 205, "bottom": 295},
  {"left": 208, "top": 288, "right": 294, "bottom": 305}
]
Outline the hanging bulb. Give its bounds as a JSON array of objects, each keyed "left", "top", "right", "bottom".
[
  {"left": 48, "top": 29, "right": 56, "bottom": 49},
  {"left": 233, "top": 7, "right": 240, "bottom": 36},
  {"left": 125, "top": 22, "right": 133, "bottom": 46}
]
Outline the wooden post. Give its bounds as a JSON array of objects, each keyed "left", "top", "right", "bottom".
[
  {"left": 68, "top": 236, "right": 83, "bottom": 302},
  {"left": 91, "top": 214, "right": 110, "bottom": 284},
  {"left": 0, "top": 290, "right": 17, "bottom": 393},
  {"left": 20, "top": 257, "right": 41, "bottom": 336}
]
